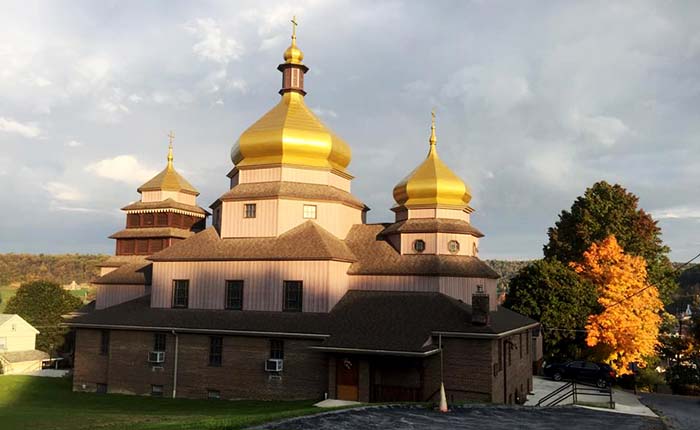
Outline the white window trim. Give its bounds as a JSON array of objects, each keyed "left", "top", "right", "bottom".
[{"left": 303, "top": 204, "right": 317, "bottom": 219}]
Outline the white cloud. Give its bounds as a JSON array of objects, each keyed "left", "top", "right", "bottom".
[
  {"left": 312, "top": 107, "right": 338, "bottom": 118},
  {"left": 652, "top": 206, "right": 700, "bottom": 220},
  {"left": 85, "top": 155, "right": 158, "bottom": 184},
  {"left": 185, "top": 18, "right": 243, "bottom": 64},
  {"left": 65, "top": 140, "right": 83, "bottom": 147},
  {"left": 0, "top": 117, "right": 41, "bottom": 138},
  {"left": 227, "top": 79, "right": 248, "bottom": 93},
  {"left": 43, "top": 181, "right": 84, "bottom": 202},
  {"left": 570, "top": 112, "right": 629, "bottom": 146},
  {"left": 442, "top": 65, "right": 532, "bottom": 114}
]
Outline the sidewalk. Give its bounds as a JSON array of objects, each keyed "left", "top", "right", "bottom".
[{"left": 525, "top": 376, "right": 657, "bottom": 417}]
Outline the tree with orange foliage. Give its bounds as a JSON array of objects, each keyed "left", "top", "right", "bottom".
[{"left": 571, "top": 236, "right": 663, "bottom": 376}]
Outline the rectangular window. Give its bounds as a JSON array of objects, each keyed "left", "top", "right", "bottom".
[
  {"left": 172, "top": 213, "right": 183, "bottom": 226},
  {"left": 283, "top": 281, "right": 303, "bottom": 312},
  {"left": 96, "top": 383, "right": 108, "bottom": 394},
  {"left": 121, "top": 240, "right": 135, "bottom": 254},
  {"left": 143, "top": 213, "right": 154, "bottom": 226},
  {"left": 225, "top": 280, "right": 244, "bottom": 310},
  {"left": 100, "top": 330, "right": 110, "bottom": 355},
  {"left": 303, "top": 204, "right": 317, "bottom": 219},
  {"left": 244, "top": 203, "right": 256, "bottom": 218},
  {"left": 150, "top": 239, "right": 164, "bottom": 253},
  {"left": 207, "top": 389, "right": 221, "bottom": 400},
  {"left": 136, "top": 239, "right": 149, "bottom": 254},
  {"left": 127, "top": 214, "right": 139, "bottom": 227},
  {"left": 154, "top": 333, "right": 166, "bottom": 352},
  {"left": 172, "top": 280, "right": 189, "bottom": 308},
  {"left": 151, "top": 385, "right": 164, "bottom": 397},
  {"left": 209, "top": 336, "right": 223, "bottom": 367},
  {"left": 156, "top": 213, "right": 168, "bottom": 226},
  {"left": 270, "top": 339, "right": 284, "bottom": 360}
]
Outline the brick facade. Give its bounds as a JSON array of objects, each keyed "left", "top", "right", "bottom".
[{"left": 73, "top": 329, "right": 328, "bottom": 400}]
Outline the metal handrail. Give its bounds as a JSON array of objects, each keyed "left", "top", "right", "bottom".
[
  {"left": 536, "top": 381, "right": 574, "bottom": 407},
  {"left": 537, "top": 380, "right": 614, "bottom": 409}
]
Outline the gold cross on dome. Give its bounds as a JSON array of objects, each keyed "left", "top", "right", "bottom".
[
  {"left": 167, "top": 130, "right": 175, "bottom": 146},
  {"left": 291, "top": 16, "right": 298, "bottom": 38}
]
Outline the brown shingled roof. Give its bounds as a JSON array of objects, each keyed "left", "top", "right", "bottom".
[
  {"left": 216, "top": 182, "right": 367, "bottom": 210},
  {"left": 380, "top": 218, "right": 484, "bottom": 237},
  {"left": 345, "top": 224, "right": 499, "bottom": 278},
  {"left": 99, "top": 255, "right": 148, "bottom": 268},
  {"left": 93, "top": 259, "right": 152, "bottom": 285},
  {"left": 121, "top": 199, "right": 209, "bottom": 216},
  {"left": 149, "top": 222, "right": 356, "bottom": 262},
  {"left": 109, "top": 227, "right": 194, "bottom": 240}
]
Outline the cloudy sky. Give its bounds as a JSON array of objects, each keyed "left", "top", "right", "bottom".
[{"left": 1, "top": 0, "right": 699, "bottom": 261}]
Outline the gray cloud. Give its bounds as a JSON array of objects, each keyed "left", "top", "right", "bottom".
[{"left": 1, "top": 0, "right": 699, "bottom": 261}]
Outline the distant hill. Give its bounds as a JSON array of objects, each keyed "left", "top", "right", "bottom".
[
  {"left": 0, "top": 254, "right": 108, "bottom": 286},
  {"left": 484, "top": 260, "right": 534, "bottom": 292},
  {"left": 673, "top": 263, "right": 700, "bottom": 313}
]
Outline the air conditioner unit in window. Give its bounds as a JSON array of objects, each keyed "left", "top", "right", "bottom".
[
  {"left": 148, "top": 351, "right": 165, "bottom": 363},
  {"left": 265, "top": 358, "right": 283, "bottom": 372}
]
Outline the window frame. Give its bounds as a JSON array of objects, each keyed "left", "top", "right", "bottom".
[
  {"left": 151, "top": 384, "right": 164, "bottom": 397},
  {"left": 448, "top": 240, "right": 460, "bottom": 254},
  {"left": 99, "top": 330, "right": 110, "bottom": 356},
  {"left": 302, "top": 204, "right": 317, "bottom": 219},
  {"left": 209, "top": 336, "right": 223, "bottom": 367},
  {"left": 413, "top": 239, "right": 426, "bottom": 253},
  {"left": 154, "top": 333, "right": 166, "bottom": 352},
  {"left": 96, "top": 383, "right": 108, "bottom": 394},
  {"left": 207, "top": 389, "right": 221, "bottom": 400},
  {"left": 283, "top": 281, "right": 303, "bottom": 312},
  {"left": 244, "top": 203, "right": 257, "bottom": 219},
  {"left": 172, "top": 280, "right": 190, "bottom": 309},
  {"left": 270, "top": 339, "right": 284, "bottom": 360},
  {"left": 225, "top": 280, "right": 244, "bottom": 310}
]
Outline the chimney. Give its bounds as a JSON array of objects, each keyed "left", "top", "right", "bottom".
[{"left": 471, "top": 285, "right": 490, "bottom": 326}]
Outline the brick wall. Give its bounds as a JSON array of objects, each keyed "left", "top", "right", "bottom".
[
  {"left": 73, "top": 328, "right": 328, "bottom": 400},
  {"left": 491, "top": 329, "right": 533, "bottom": 404}
]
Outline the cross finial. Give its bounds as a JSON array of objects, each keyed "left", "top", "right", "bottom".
[
  {"left": 291, "top": 16, "right": 298, "bottom": 39},
  {"left": 167, "top": 130, "right": 175, "bottom": 168},
  {"left": 429, "top": 110, "right": 437, "bottom": 146}
]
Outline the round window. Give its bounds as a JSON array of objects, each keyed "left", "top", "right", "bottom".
[
  {"left": 413, "top": 239, "right": 426, "bottom": 253},
  {"left": 448, "top": 240, "right": 460, "bottom": 254}
]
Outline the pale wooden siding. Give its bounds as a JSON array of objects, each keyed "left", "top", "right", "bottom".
[
  {"left": 435, "top": 208, "right": 470, "bottom": 222},
  {"left": 99, "top": 267, "right": 118, "bottom": 276},
  {"left": 327, "top": 261, "right": 352, "bottom": 310},
  {"left": 0, "top": 315, "right": 37, "bottom": 352},
  {"left": 239, "top": 167, "right": 282, "bottom": 183},
  {"left": 237, "top": 166, "right": 352, "bottom": 192},
  {"left": 220, "top": 200, "right": 278, "bottom": 238},
  {"left": 438, "top": 277, "right": 498, "bottom": 310},
  {"left": 140, "top": 190, "right": 162, "bottom": 202},
  {"left": 436, "top": 233, "right": 479, "bottom": 256},
  {"left": 151, "top": 261, "right": 340, "bottom": 312},
  {"left": 139, "top": 190, "right": 195, "bottom": 205},
  {"left": 400, "top": 233, "right": 438, "bottom": 255},
  {"left": 348, "top": 275, "right": 440, "bottom": 292},
  {"left": 277, "top": 200, "right": 363, "bottom": 238},
  {"left": 95, "top": 284, "right": 147, "bottom": 310},
  {"left": 327, "top": 171, "right": 351, "bottom": 192}
]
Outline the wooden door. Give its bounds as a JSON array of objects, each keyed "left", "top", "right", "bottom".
[{"left": 336, "top": 357, "right": 359, "bottom": 401}]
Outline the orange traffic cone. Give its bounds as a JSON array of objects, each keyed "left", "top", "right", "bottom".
[{"left": 439, "top": 382, "right": 448, "bottom": 412}]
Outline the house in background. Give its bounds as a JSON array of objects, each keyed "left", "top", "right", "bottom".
[{"left": 0, "top": 314, "right": 49, "bottom": 374}]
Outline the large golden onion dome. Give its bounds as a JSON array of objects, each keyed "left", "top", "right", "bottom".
[
  {"left": 230, "top": 18, "right": 351, "bottom": 173},
  {"left": 393, "top": 113, "right": 471, "bottom": 208}
]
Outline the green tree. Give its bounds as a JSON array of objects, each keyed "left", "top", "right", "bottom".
[
  {"left": 5, "top": 280, "right": 82, "bottom": 355},
  {"left": 505, "top": 259, "right": 598, "bottom": 358},
  {"left": 543, "top": 181, "right": 677, "bottom": 303}
]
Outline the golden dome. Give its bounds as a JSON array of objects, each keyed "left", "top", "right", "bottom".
[
  {"left": 393, "top": 113, "right": 471, "bottom": 208},
  {"left": 138, "top": 141, "right": 199, "bottom": 195},
  {"left": 230, "top": 17, "right": 351, "bottom": 173}
]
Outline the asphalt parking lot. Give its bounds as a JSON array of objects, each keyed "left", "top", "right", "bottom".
[
  {"left": 640, "top": 393, "right": 700, "bottom": 430},
  {"left": 256, "top": 405, "right": 664, "bottom": 430}
]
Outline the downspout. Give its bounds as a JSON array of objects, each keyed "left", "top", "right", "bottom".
[
  {"left": 503, "top": 339, "right": 508, "bottom": 404},
  {"left": 172, "top": 330, "right": 179, "bottom": 399}
]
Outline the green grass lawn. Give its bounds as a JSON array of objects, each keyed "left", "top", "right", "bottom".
[
  {"left": 0, "top": 285, "right": 15, "bottom": 313},
  {"left": 0, "top": 375, "right": 327, "bottom": 430}
]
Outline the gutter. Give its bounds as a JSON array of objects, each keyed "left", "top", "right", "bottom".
[
  {"left": 172, "top": 330, "right": 179, "bottom": 399},
  {"left": 433, "top": 322, "right": 540, "bottom": 339},
  {"left": 309, "top": 346, "right": 441, "bottom": 357},
  {"left": 64, "top": 323, "right": 330, "bottom": 339}
]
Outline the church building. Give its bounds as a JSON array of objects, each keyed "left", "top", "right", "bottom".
[{"left": 68, "top": 22, "right": 539, "bottom": 405}]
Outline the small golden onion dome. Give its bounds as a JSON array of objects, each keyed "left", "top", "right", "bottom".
[
  {"left": 231, "top": 92, "right": 351, "bottom": 172},
  {"left": 392, "top": 113, "right": 471, "bottom": 208},
  {"left": 138, "top": 142, "right": 199, "bottom": 195},
  {"left": 283, "top": 39, "right": 304, "bottom": 64}
]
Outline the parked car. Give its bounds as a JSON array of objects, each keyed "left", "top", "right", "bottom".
[{"left": 543, "top": 360, "right": 615, "bottom": 388}]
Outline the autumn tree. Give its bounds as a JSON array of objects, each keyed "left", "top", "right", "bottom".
[
  {"left": 571, "top": 236, "right": 663, "bottom": 375},
  {"left": 5, "top": 280, "right": 82, "bottom": 355},
  {"left": 505, "top": 259, "right": 598, "bottom": 358},
  {"left": 544, "top": 181, "right": 677, "bottom": 303}
]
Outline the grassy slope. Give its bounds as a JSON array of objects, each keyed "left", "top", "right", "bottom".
[
  {"left": 0, "top": 285, "right": 15, "bottom": 313},
  {"left": 0, "top": 376, "right": 324, "bottom": 430}
]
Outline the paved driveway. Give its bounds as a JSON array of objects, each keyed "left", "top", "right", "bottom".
[
  {"left": 255, "top": 405, "right": 663, "bottom": 430},
  {"left": 640, "top": 393, "right": 700, "bottom": 430}
]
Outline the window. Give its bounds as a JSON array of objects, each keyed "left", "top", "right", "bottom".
[
  {"left": 100, "top": 330, "right": 110, "bottom": 355},
  {"left": 121, "top": 240, "right": 135, "bottom": 254},
  {"left": 283, "top": 281, "right": 303, "bottom": 312},
  {"left": 209, "top": 336, "right": 223, "bottom": 367},
  {"left": 172, "top": 280, "right": 189, "bottom": 308},
  {"left": 172, "top": 213, "right": 183, "bottom": 226},
  {"left": 143, "top": 213, "right": 154, "bottom": 226},
  {"left": 136, "top": 239, "right": 149, "bottom": 254},
  {"left": 127, "top": 214, "right": 139, "bottom": 227},
  {"left": 154, "top": 333, "right": 166, "bottom": 352},
  {"left": 448, "top": 240, "right": 460, "bottom": 254},
  {"left": 413, "top": 239, "right": 426, "bottom": 253},
  {"left": 151, "top": 385, "right": 164, "bottom": 397},
  {"left": 244, "top": 203, "right": 257, "bottom": 218},
  {"left": 207, "top": 389, "right": 221, "bottom": 400},
  {"left": 225, "top": 280, "right": 244, "bottom": 310},
  {"left": 96, "top": 383, "right": 108, "bottom": 394},
  {"left": 303, "top": 205, "right": 317, "bottom": 219},
  {"left": 270, "top": 339, "right": 284, "bottom": 360},
  {"left": 150, "top": 239, "right": 164, "bottom": 253},
  {"left": 156, "top": 213, "right": 168, "bottom": 226}
]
